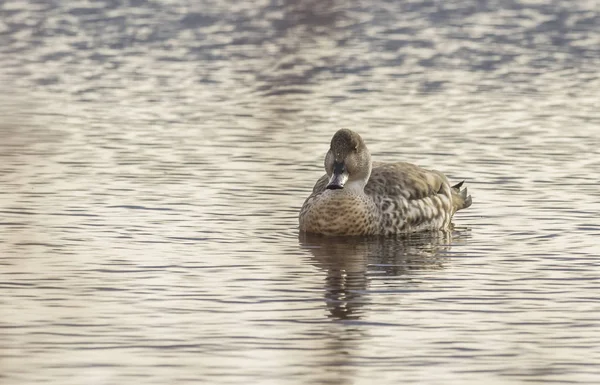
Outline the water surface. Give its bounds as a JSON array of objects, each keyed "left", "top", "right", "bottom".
[{"left": 1, "top": 0, "right": 600, "bottom": 384}]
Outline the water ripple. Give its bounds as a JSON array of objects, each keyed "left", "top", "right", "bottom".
[{"left": 1, "top": 0, "right": 600, "bottom": 384}]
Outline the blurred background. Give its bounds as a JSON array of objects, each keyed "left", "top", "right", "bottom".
[{"left": 1, "top": 0, "right": 599, "bottom": 384}]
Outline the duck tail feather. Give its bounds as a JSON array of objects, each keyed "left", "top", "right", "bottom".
[
  {"left": 452, "top": 181, "right": 472, "bottom": 211},
  {"left": 452, "top": 180, "right": 465, "bottom": 191}
]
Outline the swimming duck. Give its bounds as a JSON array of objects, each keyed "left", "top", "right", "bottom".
[{"left": 299, "top": 129, "right": 472, "bottom": 236}]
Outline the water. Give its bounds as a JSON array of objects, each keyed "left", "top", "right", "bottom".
[{"left": 1, "top": 0, "right": 600, "bottom": 384}]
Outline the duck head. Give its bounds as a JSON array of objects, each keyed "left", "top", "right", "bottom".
[{"left": 324, "top": 129, "right": 372, "bottom": 191}]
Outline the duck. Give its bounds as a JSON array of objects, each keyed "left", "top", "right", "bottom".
[{"left": 299, "top": 129, "right": 472, "bottom": 236}]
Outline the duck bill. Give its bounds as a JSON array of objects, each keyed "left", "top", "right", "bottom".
[{"left": 326, "top": 171, "right": 348, "bottom": 190}]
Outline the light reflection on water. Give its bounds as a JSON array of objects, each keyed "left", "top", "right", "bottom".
[
  {"left": 301, "top": 231, "right": 457, "bottom": 320},
  {"left": 1, "top": 0, "right": 600, "bottom": 384}
]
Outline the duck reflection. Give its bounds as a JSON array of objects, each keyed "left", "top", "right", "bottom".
[{"left": 300, "top": 230, "right": 464, "bottom": 320}]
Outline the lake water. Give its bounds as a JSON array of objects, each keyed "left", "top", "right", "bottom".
[{"left": 1, "top": 0, "right": 600, "bottom": 384}]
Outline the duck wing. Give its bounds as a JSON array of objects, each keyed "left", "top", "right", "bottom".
[
  {"left": 367, "top": 162, "right": 472, "bottom": 214},
  {"left": 310, "top": 174, "right": 330, "bottom": 194},
  {"left": 365, "top": 162, "right": 448, "bottom": 200}
]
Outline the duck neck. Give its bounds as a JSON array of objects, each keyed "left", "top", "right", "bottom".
[
  {"left": 344, "top": 159, "right": 371, "bottom": 194},
  {"left": 344, "top": 179, "right": 367, "bottom": 194}
]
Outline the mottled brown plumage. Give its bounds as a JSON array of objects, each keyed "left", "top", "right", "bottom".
[{"left": 299, "top": 129, "right": 472, "bottom": 236}]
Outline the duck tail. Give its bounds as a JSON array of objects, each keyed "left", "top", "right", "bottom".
[{"left": 451, "top": 180, "right": 472, "bottom": 212}]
